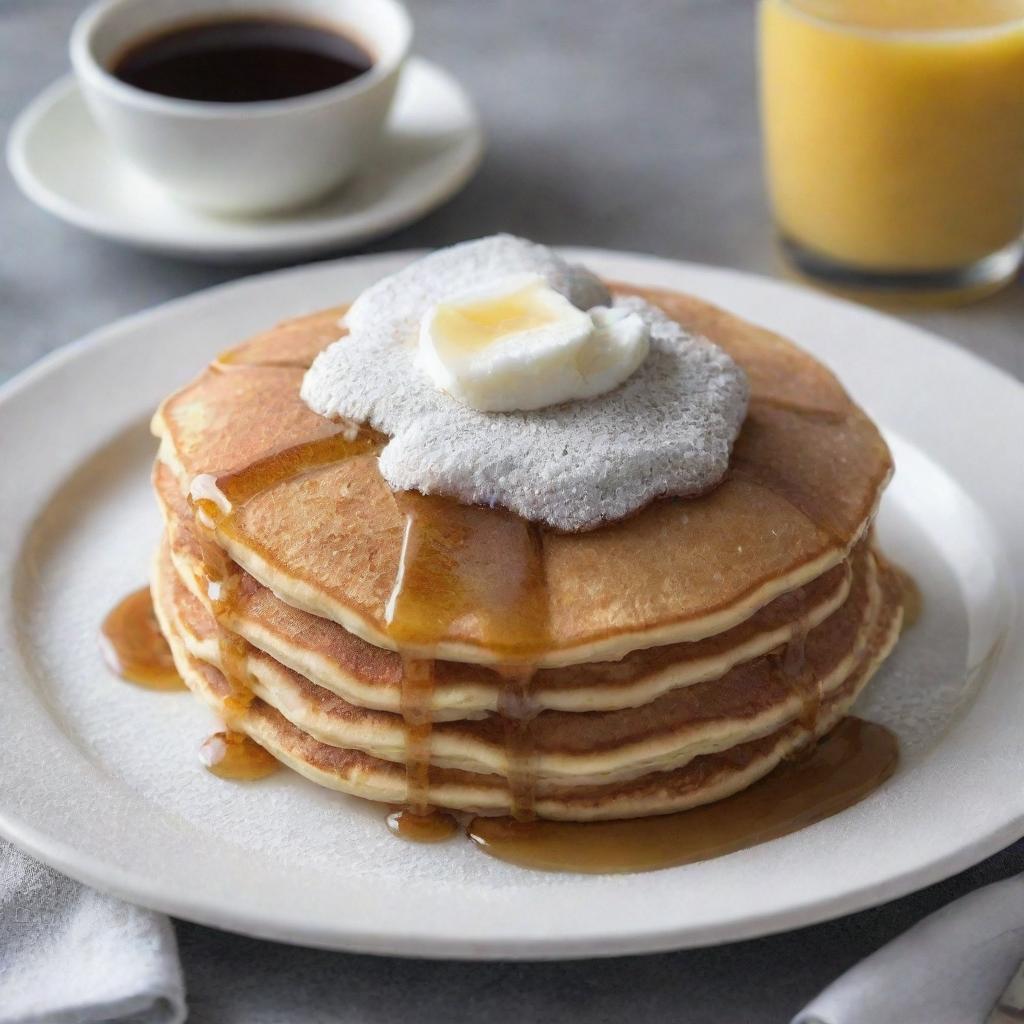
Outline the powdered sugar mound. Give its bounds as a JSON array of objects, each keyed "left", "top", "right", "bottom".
[
  {"left": 344, "top": 234, "right": 610, "bottom": 340},
  {"left": 302, "top": 236, "right": 749, "bottom": 531}
]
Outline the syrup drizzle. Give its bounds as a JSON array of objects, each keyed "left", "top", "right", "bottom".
[
  {"left": 384, "top": 493, "right": 549, "bottom": 658},
  {"left": 397, "top": 655, "right": 435, "bottom": 815},
  {"left": 496, "top": 666, "right": 541, "bottom": 821},
  {"left": 209, "top": 429, "right": 381, "bottom": 509},
  {"left": 182, "top": 428, "right": 552, "bottom": 827},
  {"left": 783, "top": 625, "right": 817, "bottom": 729},
  {"left": 189, "top": 427, "right": 382, "bottom": 711},
  {"left": 384, "top": 492, "right": 550, "bottom": 825},
  {"left": 467, "top": 717, "right": 898, "bottom": 874},
  {"left": 191, "top": 514, "right": 256, "bottom": 712},
  {"left": 100, "top": 587, "right": 185, "bottom": 690},
  {"left": 769, "top": 586, "right": 821, "bottom": 736}
]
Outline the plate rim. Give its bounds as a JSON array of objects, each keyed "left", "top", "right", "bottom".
[
  {"left": 2, "top": 249, "right": 1023, "bottom": 959},
  {"left": 5, "top": 63, "right": 484, "bottom": 261}
]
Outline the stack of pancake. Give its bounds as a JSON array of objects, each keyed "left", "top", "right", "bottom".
[{"left": 150, "top": 285, "right": 902, "bottom": 822}]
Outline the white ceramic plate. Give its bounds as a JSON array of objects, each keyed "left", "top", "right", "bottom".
[
  {"left": 5, "top": 60, "right": 483, "bottom": 262},
  {"left": 1, "top": 250, "right": 1021, "bottom": 959}
]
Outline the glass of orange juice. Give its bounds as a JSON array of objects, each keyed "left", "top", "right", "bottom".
[{"left": 759, "top": 0, "right": 1024, "bottom": 297}]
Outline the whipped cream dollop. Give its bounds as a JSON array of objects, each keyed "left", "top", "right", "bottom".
[
  {"left": 301, "top": 235, "right": 749, "bottom": 531},
  {"left": 419, "top": 272, "right": 649, "bottom": 412}
]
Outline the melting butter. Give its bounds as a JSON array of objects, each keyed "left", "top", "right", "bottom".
[
  {"left": 430, "top": 278, "right": 560, "bottom": 355},
  {"left": 418, "top": 273, "right": 649, "bottom": 413}
]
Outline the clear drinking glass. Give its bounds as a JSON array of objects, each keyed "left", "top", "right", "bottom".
[{"left": 759, "top": 0, "right": 1024, "bottom": 298}]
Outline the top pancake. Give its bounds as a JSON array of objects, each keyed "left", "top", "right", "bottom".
[{"left": 152, "top": 285, "right": 892, "bottom": 667}]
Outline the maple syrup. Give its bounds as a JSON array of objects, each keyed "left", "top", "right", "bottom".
[
  {"left": 467, "top": 717, "right": 897, "bottom": 873},
  {"left": 159, "top": 425, "right": 551, "bottom": 825},
  {"left": 177, "top": 434, "right": 389, "bottom": 790},
  {"left": 384, "top": 492, "right": 550, "bottom": 824},
  {"left": 384, "top": 492, "right": 549, "bottom": 657},
  {"left": 774, "top": 585, "right": 821, "bottom": 734},
  {"left": 188, "top": 428, "right": 382, "bottom": 713},
  {"left": 190, "top": 517, "right": 255, "bottom": 710},
  {"left": 100, "top": 587, "right": 185, "bottom": 690},
  {"left": 199, "top": 729, "right": 280, "bottom": 780},
  {"left": 203, "top": 430, "right": 381, "bottom": 512},
  {"left": 496, "top": 665, "right": 541, "bottom": 821},
  {"left": 398, "top": 655, "right": 435, "bottom": 814}
]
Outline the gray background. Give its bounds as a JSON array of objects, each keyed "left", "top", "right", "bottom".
[{"left": 3, "top": 1, "right": 1023, "bottom": 1020}]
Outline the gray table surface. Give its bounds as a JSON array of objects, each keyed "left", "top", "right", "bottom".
[{"left": 3, "top": 1, "right": 1023, "bottom": 1021}]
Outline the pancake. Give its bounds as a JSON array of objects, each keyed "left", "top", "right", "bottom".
[
  {"left": 625, "top": 286, "right": 855, "bottom": 418},
  {"left": 153, "top": 545, "right": 904, "bottom": 820},
  {"left": 215, "top": 305, "right": 349, "bottom": 369},
  {"left": 156, "top": 535, "right": 886, "bottom": 786},
  {"left": 151, "top": 285, "right": 892, "bottom": 667},
  {"left": 155, "top": 457, "right": 856, "bottom": 716}
]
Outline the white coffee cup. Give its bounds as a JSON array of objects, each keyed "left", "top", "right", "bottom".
[{"left": 70, "top": 0, "right": 412, "bottom": 215}]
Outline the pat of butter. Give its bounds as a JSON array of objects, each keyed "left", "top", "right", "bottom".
[{"left": 418, "top": 274, "right": 649, "bottom": 412}]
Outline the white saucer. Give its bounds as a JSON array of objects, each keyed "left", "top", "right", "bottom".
[
  {"left": 6, "top": 60, "right": 483, "bottom": 262},
  {"left": 0, "top": 250, "right": 1022, "bottom": 959}
]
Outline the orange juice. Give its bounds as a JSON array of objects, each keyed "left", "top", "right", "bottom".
[{"left": 760, "top": 0, "right": 1024, "bottom": 282}]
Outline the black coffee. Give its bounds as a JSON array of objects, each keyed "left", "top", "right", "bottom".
[{"left": 112, "top": 17, "right": 374, "bottom": 103}]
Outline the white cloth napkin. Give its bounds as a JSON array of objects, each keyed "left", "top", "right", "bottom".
[
  {"left": 0, "top": 839, "right": 185, "bottom": 1024},
  {"left": 794, "top": 873, "right": 1024, "bottom": 1024}
]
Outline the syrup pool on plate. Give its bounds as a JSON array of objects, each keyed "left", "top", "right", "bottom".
[
  {"left": 99, "top": 586, "right": 184, "bottom": 691},
  {"left": 466, "top": 717, "right": 898, "bottom": 873},
  {"left": 386, "top": 808, "right": 460, "bottom": 843},
  {"left": 199, "top": 729, "right": 280, "bottom": 781}
]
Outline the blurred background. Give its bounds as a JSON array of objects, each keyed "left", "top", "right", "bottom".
[{"left": 5, "top": 0, "right": 1020, "bottom": 387}]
